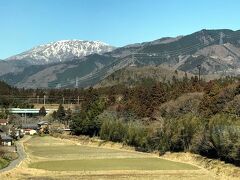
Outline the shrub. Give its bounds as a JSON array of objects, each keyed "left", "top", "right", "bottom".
[
  {"left": 100, "top": 117, "right": 126, "bottom": 142},
  {"left": 208, "top": 114, "right": 240, "bottom": 164}
]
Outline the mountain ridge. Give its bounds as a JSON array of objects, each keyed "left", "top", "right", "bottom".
[
  {"left": 1, "top": 29, "right": 240, "bottom": 89},
  {"left": 5, "top": 40, "right": 115, "bottom": 65}
]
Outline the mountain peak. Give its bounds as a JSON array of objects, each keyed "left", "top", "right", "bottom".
[{"left": 6, "top": 40, "right": 115, "bottom": 64}]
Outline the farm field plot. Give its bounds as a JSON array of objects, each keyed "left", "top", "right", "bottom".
[
  {"left": 30, "top": 158, "right": 198, "bottom": 171},
  {"left": 0, "top": 136, "right": 216, "bottom": 180},
  {"left": 26, "top": 143, "right": 147, "bottom": 160},
  {"left": 26, "top": 136, "right": 197, "bottom": 171}
]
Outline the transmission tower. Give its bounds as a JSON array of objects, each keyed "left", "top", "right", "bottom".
[
  {"left": 75, "top": 77, "right": 79, "bottom": 88},
  {"left": 130, "top": 54, "right": 136, "bottom": 67},
  {"left": 56, "top": 83, "right": 61, "bottom": 89},
  {"left": 219, "top": 32, "right": 224, "bottom": 45}
]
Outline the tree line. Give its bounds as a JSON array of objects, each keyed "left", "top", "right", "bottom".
[
  {"left": 1, "top": 75, "right": 240, "bottom": 166},
  {"left": 68, "top": 76, "right": 240, "bottom": 166}
]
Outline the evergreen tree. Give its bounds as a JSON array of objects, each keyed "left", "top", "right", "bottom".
[
  {"left": 65, "top": 108, "right": 72, "bottom": 126},
  {"left": 0, "top": 109, "right": 8, "bottom": 119},
  {"left": 52, "top": 111, "right": 57, "bottom": 120},
  {"left": 39, "top": 106, "right": 47, "bottom": 116},
  {"left": 56, "top": 104, "right": 65, "bottom": 122}
]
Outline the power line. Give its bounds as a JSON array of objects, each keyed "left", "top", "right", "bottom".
[
  {"left": 9, "top": 31, "right": 240, "bottom": 89},
  {"left": 36, "top": 33, "right": 228, "bottom": 88}
]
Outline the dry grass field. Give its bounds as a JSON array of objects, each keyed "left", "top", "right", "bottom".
[{"left": 0, "top": 136, "right": 218, "bottom": 179}]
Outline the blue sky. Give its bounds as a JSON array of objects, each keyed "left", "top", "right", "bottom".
[{"left": 0, "top": 0, "right": 239, "bottom": 59}]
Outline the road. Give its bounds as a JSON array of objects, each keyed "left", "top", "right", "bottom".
[{"left": 0, "top": 136, "right": 31, "bottom": 173}]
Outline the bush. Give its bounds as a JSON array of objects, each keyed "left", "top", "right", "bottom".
[
  {"left": 70, "top": 111, "right": 101, "bottom": 136},
  {"left": 100, "top": 117, "right": 126, "bottom": 142},
  {"left": 208, "top": 114, "right": 240, "bottom": 164},
  {"left": 146, "top": 114, "right": 203, "bottom": 153},
  {"left": 99, "top": 112, "right": 147, "bottom": 147},
  {"left": 70, "top": 98, "right": 106, "bottom": 137},
  {"left": 124, "top": 121, "right": 147, "bottom": 148},
  {"left": 159, "top": 93, "right": 203, "bottom": 118}
]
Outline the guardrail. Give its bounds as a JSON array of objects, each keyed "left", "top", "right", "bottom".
[{"left": 8, "top": 108, "right": 56, "bottom": 114}]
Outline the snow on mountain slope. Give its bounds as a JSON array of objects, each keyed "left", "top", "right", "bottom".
[{"left": 6, "top": 40, "right": 115, "bottom": 64}]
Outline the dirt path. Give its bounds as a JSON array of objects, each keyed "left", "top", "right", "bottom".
[{"left": 0, "top": 136, "right": 31, "bottom": 173}]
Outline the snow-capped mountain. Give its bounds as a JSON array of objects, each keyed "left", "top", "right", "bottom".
[{"left": 6, "top": 40, "right": 115, "bottom": 64}]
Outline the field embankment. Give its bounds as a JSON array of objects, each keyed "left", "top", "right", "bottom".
[{"left": 162, "top": 152, "right": 240, "bottom": 180}]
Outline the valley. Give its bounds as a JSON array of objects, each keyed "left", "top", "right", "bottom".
[
  {"left": 1, "top": 2, "right": 240, "bottom": 179},
  {"left": 0, "top": 136, "right": 216, "bottom": 180}
]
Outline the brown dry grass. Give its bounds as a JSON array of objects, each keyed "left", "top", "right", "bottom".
[{"left": 162, "top": 152, "right": 240, "bottom": 180}]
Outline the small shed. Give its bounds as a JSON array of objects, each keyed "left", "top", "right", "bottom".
[
  {"left": 22, "top": 124, "right": 38, "bottom": 130},
  {"left": 0, "top": 135, "right": 13, "bottom": 146},
  {"left": 0, "top": 119, "right": 8, "bottom": 126},
  {"left": 38, "top": 121, "right": 49, "bottom": 127},
  {"left": 38, "top": 121, "right": 49, "bottom": 134},
  {"left": 24, "top": 129, "right": 37, "bottom": 135}
]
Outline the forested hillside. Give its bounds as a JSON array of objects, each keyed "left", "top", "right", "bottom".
[
  {"left": 1, "top": 76, "right": 240, "bottom": 166},
  {"left": 96, "top": 65, "right": 194, "bottom": 87},
  {"left": 70, "top": 76, "right": 240, "bottom": 166}
]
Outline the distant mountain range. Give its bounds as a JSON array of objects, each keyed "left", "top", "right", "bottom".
[
  {"left": 1, "top": 29, "right": 240, "bottom": 88},
  {"left": 0, "top": 40, "right": 114, "bottom": 76},
  {"left": 6, "top": 40, "right": 115, "bottom": 64}
]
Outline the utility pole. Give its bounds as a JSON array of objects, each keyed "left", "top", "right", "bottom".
[
  {"left": 63, "top": 97, "right": 65, "bottom": 104},
  {"left": 24, "top": 110, "right": 27, "bottom": 125},
  {"left": 77, "top": 96, "right": 80, "bottom": 105},
  {"left": 43, "top": 95, "right": 46, "bottom": 106},
  {"left": 197, "top": 65, "right": 201, "bottom": 82},
  {"left": 37, "top": 96, "right": 39, "bottom": 104}
]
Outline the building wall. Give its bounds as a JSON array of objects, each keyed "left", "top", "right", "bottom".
[{"left": 2, "top": 141, "right": 12, "bottom": 146}]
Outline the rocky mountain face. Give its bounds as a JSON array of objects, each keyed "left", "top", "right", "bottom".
[
  {"left": 1, "top": 29, "right": 240, "bottom": 88},
  {"left": 6, "top": 40, "right": 115, "bottom": 65},
  {"left": 131, "top": 29, "right": 240, "bottom": 75},
  {"left": 0, "top": 40, "right": 115, "bottom": 80}
]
